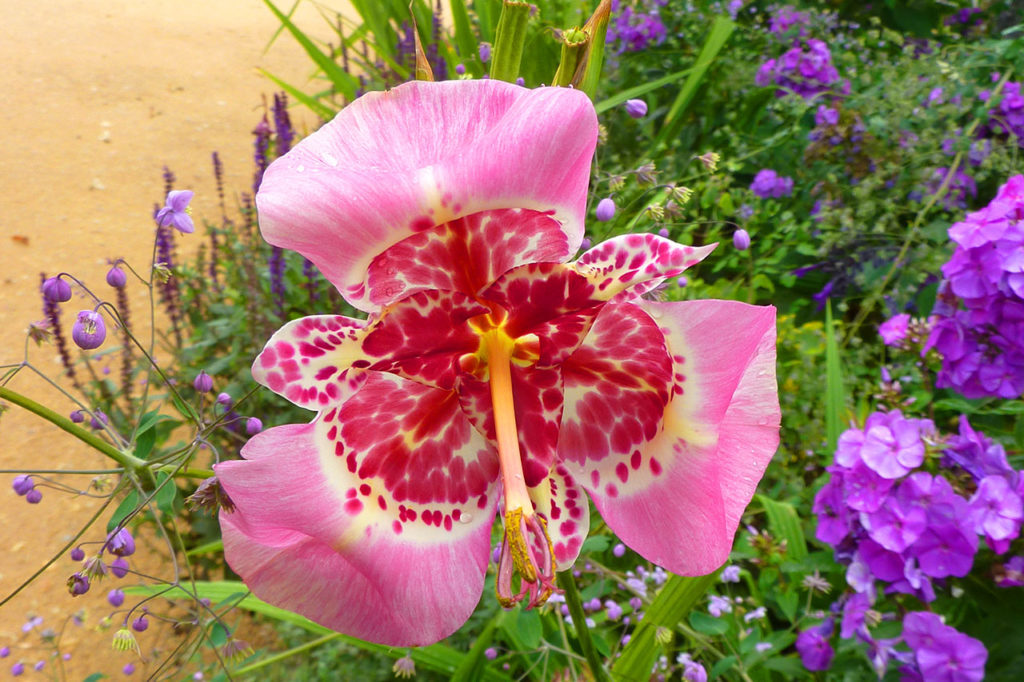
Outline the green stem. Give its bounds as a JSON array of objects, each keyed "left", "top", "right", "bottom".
[
  {"left": 234, "top": 633, "right": 343, "bottom": 675},
  {"left": 490, "top": 1, "right": 531, "bottom": 83},
  {"left": 557, "top": 571, "right": 609, "bottom": 682},
  {"left": 0, "top": 385, "right": 147, "bottom": 472}
]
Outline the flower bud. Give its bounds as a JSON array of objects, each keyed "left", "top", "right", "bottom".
[
  {"left": 69, "top": 410, "right": 84, "bottom": 423},
  {"left": 478, "top": 42, "right": 491, "bottom": 62},
  {"left": 216, "top": 392, "right": 233, "bottom": 407},
  {"left": 72, "top": 311, "right": 106, "bottom": 350},
  {"left": 67, "top": 573, "right": 90, "bottom": 596},
  {"left": 110, "top": 557, "right": 130, "bottom": 578},
  {"left": 106, "top": 528, "right": 136, "bottom": 557},
  {"left": 106, "top": 266, "right": 127, "bottom": 288},
  {"left": 89, "top": 410, "right": 109, "bottom": 430},
  {"left": 245, "top": 417, "right": 263, "bottom": 435},
  {"left": 193, "top": 371, "right": 213, "bottom": 393},
  {"left": 107, "top": 589, "right": 125, "bottom": 607},
  {"left": 733, "top": 228, "right": 751, "bottom": 251},
  {"left": 131, "top": 615, "right": 148, "bottom": 632},
  {"left": 111, "top": 628, "right": 137, "bottom": 652},
  {"left": 42, "top": 277, "right": 72, "bottom": 303},
  {"left": 25, "top": 489, "right": 42, "bottom": 504},
  {"left": 595, "top": 198, "right": 616, "bottom": 222},
  {"left": 12, "top": 475, "right": 34, "bottom": 496},
  {"left": 625, "top": 99, "right": 648, "bottom": 119}
]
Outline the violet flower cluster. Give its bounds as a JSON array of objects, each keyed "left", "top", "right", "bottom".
[
  {"left": 607, "top": 0, "right": 667, "bottom": 54},
  {"left": 926, "top": 175, "right": 1024, "bottom": 399},
  {"left": 749, "top": 169, "right": 794, "bottom": 199},
  {"left": 754, "top": 39, "right": 844, "bottom": 98},
  {"left": 985, "top": 80, "right": 1024, "bottom": 147},
  {"left": 768, "top": 5, "right": 810, "bottom": 39},
  {"left": 810, "top": 409, "right": 1023, "bottom": 676}
]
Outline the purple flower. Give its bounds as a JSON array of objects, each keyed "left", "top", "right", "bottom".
[
  {"left": 123, "top": 663, "right": 136, "bottom": 675},
  {"left": 131, "top": 615, "right": 149, "bottom": 632},
  {"left": 815, "top": 105, "right": 839, "bottom": 127},
  {"left": 89, "top": 410, "right": 108, "bottom": 430},
  {"left": 595, "top": 197, "right": 616, "bottom": 222},
  {"left": 11, "top": 662, "right": 24, "bottom": 676},
  {"left": 969, "top": 475, "right": 1023, "bottom": 548},
  {"left": 902, "top": 612, "right": 987, "bottom": 681},
  {"left": 749, "top": 169, "right": 794, "bottom": 199},
  {"left": 193, "top": 371, "right": 214, "bottom": 393},
  {"left": 72, "top": 310, "right": 106, "bottom": 350},
  {"left": 878, "top": 313, "right": 910, "bottom": 346},
  {"left": 840, "top": 593, "right": 871, "bottom": 639},
  {"left": 12, "top": 475, "right": 34, "bottom": 496},
  {"left": 478, "top": 42, "right": 491, "bottom": 63},
  {"left": 67, "top": 572, "right": 90, "bottom": 596},
  {"left": 612, "top": 542, "right": 626, "bottom": 557},
  {"left": 106, "top": 265, "right": 127, "bottom": 288},
  {"left": 70, "top": 546, "right": 85, "bottom": 561},
  {"left": 996, "top": 555, "right": 1024, "bottom": 587},
  {"left": 721, "top": 565, "right": 741, "bottom": 583},
  {"left": 708, "top": 594, "right": 732, "bottom": 617},
  {"left": 108, "top": 589, "right": 125, "bottom": 607},
  {"left": 755, "top": 40, "right": 842, "bottom": 99},
  {"left": 858, "top": 411, "right": 930, "bottom": 479},
  {"left": 625, "top": 99, "right": 648, "bottom": 119},
  {"left": 42, "top": 276, "right": 72, "bottom": 302},
  {"left": 605, "top": 599, "right": 623, "bottom": 620},
  {"left": 245, "top": 417, "right": 263, "bottom": 435},
  {"left": 732, "top": 229, "right": 751, "bottom": 251},
  {"left": 156, "top": 190, "right": 195, "bottom": 234},
  {"left": 110, "top": 557, "right": 130, "bottom": 578},
  {"left": 107, "top": 529, "right": 136, "bottom": 557},
  {"left": 796, "top": 621, "right": 834, "bottom": 671},
  {"left": 607, "top": 1, "right": 667, "bottom": 53},
  {"left": 25, "top": 489, "right": 42, "bottom": 504}
]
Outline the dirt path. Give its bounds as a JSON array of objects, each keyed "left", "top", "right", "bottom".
[{"left": 0, "top": 1, "right": 340, "bottom": 676}]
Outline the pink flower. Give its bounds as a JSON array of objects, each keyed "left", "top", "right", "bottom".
[
  {"left": 214, "top": 80, "right": 780, "bottom": 646},
  {"left": 878, "top": 313, "right": 910, "bottom": 346}
]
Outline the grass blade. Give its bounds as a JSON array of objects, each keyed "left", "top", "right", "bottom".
[{"left": 264, "top": 0, "right": 358, "bottom": 101}]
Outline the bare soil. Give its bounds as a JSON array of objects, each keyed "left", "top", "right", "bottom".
[{"left": 0, "top": 1, "right": 338, "bottom": 677}]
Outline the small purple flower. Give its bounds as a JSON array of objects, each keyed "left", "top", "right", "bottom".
[
  {"left": 0, "top": 647, "right": 8, "bottom": 658},
  {"left": 110, "top": 557, "right": 130, "bottom": 578},
  {"left": 245, "top": 417, "right": 263, "bottom": 435},
  {"left": 11, "top": 662, "right": 24, "bottom": 676},
  {"left": 605, "top": 599, "right": 623, "bottom": 620},
  {"left": 969, "top": 475, "right": 1023, "bottom": 547},
  {"left": 12, "top": 475, "right": 34, "bottom": 496},
  {"left": 796, "top": 621, "right": 834, "bottom": 671},
  {"left": 108, "top": 589, "right": 126, "bottom": 607},
  {"left": 33, "top": 661, "right": 44, "bottom": 672},
  {"left": 732, "top": 229, "right": 751, "bottom": 251},
  {"left": 70, "top": 409, "right": 85, "bottom": 423},
  {"left": 107, "top": 529, "right": 136, "bottom": 557},
  {"left": 612, "top": 543, "right": 626, "bottom": 558},
  {"left": 42, "top": 276, "right": 72, "bottom": 303},
  {"left": 216, "top": 392, "right": 233, "bottom": 407},
  {"left": 131, "top": 615, "right": 149, "bottom": 632},
  {"left": 484, "top": 647, "right": 497, "bottom": 660},
  {"left": 72, "top": 310, "right": 106, "bottom": 350},
  {"left": 454, "top": 63, "right": 465, "bottom": 75},
  {"left": 750, "top": 169, "right": 794, "bottom": 199},
  {"left": 902, "top": 612, "right": 987, "bottom": 681},
  {"left": 25, "top": 489, "right": 42, "bottom": 504},
  {"left": 193, "top": 371, "right": 213, "bottom": 393},
  {"left": 815, "top": 105, "right": 839, "bottom": 127},
  {"left": 123, "top": 662, "right": 136, "bottom": 675},
  {"left": 106, "top": 265, "right": 127, "bottom": 288},
  {"left": 89, "top": 410, "right": 109, "bottom": 430},
  {"left": 708, "top": 594, "right": 732, "bottom": 617},
  {"left": 478, "top": 42, "right": 491, "bottom": 63},
  {"left": 625, "top": 99, "right": 648, "bottom": 119},
  {"left": 721, "top": 565, "right": 741, "bottom": 583},
  {"left": 878, "top": 313, "right": 910, "bottom": 346},
  {"left": 70, "top": 546, "right": 85, "bottom": 561},
  {"left": 67, "top": 572, "right": 90, "bottom": 596},
  {"left": 595, "top": 197, "right": 616, "bottom": 222},
  {"left": 156, "top": 190, "right": 195, "bottom": 234}
]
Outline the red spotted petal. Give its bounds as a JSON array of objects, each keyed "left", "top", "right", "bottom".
[
  {"left": 366, "top": 208, "right": 571, "bottom": 304},
  {"left": 557, "top": 302, "right": 674, "bottom": 472},
  {"left": 483, "top": 262, "right": 606, "bottom": 365},
  {"left": 252, "top": 315, "right": 370, "bottom": 410},
  {"left": 363, "top": 290, "right": 488, "bottom": 389},
  {"left": 256, "top": 80, "right": 597, "bottom": 312},
  {"left": 575, "top": 235, "right": 716, "bottom": 301},
  {"left": 529, "top": 463, "right": 590, "bottom": 569},
  {"left": 216, "top": 420, "right": 498, "bottom": 645},
  {"left": 573, "top": 300, "right": 779, "bottom": 575},
  {"left": 457, "top": 365, "right": 563, "bottom": 489}
]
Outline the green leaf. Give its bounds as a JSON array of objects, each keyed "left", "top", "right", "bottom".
[
  {"left": 185, "top": 539, "right": 224, "bottom": 557},
  {"left": 209, "top": 622, "right": 230, "bottom": 647},
  {"left": 154, "top": 472, "right": 178, "bottom": 514},
  {"left": 451, "top": 617, "right": 498, "bottom": 682},
  {"left": 689, "top": 611, "right": 729, "bottom": 635},
  {"left": 755, "top": 495, "right": 807, "bottom": 562},
  {"left": 652, "top": 17, "right": 735, "bottom": 153},
  {"left": 134, "top": 427, "right": 157, "bottom": 460},
  {"left": 611, "top": 573, "right": 718, "bottom": 679},
  {"left": 490, "top": 1, "right": 532, "bottom": 83},
  {"left": 449, "top": 0, "right": 478, "bottom": 65},
  {"left": 595, "top": 66, "right": 696, "bottom": 114},
  {"left": 107, "top": 490, "right": 139, "bottom": 533},
  {"left": 264, "top": 0, "right": 358, "bottom": 101},
  {"left": 83, "top": 674, "right": 108, "bottom": 682},
  {"left": 709, "top": 655, "right": 737, "bottom": 679},
  {"left": 824, "top": 299, "right": 846, "bottom": 452}
]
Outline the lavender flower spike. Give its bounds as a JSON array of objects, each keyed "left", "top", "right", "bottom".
[{"left": 156, "top": 190, "right": 195, "bottom": 234}]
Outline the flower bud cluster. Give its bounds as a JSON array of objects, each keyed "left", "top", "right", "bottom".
[
  {"left": 749, "top": 169, "right": 794, "bottom": 199},
  {"left": 926, "top": 174, "right": 1024, "bottom": 398}
]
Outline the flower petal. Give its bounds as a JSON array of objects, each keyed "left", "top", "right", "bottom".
[
  {"left": 564, "top": 300, "right": 778, "bottom": 575},
  {"left": 574, "top": 235, "right": 716, "bottom": 302},
  {"left": 256, "top": 80, "right": 598, "bottom": 311},
  {"left": 252, "top": 315, "right": 370, "bottom": 410},
  {"left": 528, "top": 463, "right": 590, "bottom": 569},
  {"left": 216, "top": 373, "right": 501, "bottom": 645}
]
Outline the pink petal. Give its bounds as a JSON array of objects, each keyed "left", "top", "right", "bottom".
[
  {"left": 565, "top": 300, "right": 778, "bottom": 575},
  {"left": 363, "top": 290, "right": 488, "bottom": 390},
  {"left": 216, "top": 374, "right": 501, "bottom": 645},
  {"left": 574, "top": 235, "right": 717, "bottom": 302},
  {"left": 529, "top": 464, "right": 590, "bottom": 569},
  {"left": 252, "top": 315, "right": 370, "bottom": 410},
  {"left": 457, "top": 365, "right": 563, "bottom": 489},
  {"left": 256, "top": 81, "right": 598, "bottom": 312}
]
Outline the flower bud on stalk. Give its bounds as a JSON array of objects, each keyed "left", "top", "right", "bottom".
[{"left": 72, "top": 310, "right": 106, "bottom": 350}]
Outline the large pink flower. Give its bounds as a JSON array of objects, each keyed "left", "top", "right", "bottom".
[{"left": 215, "top": 80, "right": 780, "bottom": 646}]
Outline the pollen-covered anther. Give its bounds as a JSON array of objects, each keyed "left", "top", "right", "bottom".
[{"left": 495, "top": 507, "right": 558, "bottom": 609}]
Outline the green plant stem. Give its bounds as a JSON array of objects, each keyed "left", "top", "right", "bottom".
[
  {"left": 235, "top": 632, "right": 343, "bottom": 675},
  {"left": 0, "top": 385, "right": 147, "bottom": 472},
  {"left": 490, "top": 1, "right": 531, "bottom": 83},
  {"left": 557, "top": 571, "right": 609, "bottom": 682}
]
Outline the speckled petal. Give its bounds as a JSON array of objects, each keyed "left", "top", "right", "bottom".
[
  {"left": 256, "top": 80, "right": 598, "bottom": 312},
  {"left": 574, "top": 235, "right": 716, "bottom": 302},
  {"left": 528, "top": 463, "right": 590, "bottom": 569},
  {"left": 216, "top": 380, "right": 500, "bottom": 645}
]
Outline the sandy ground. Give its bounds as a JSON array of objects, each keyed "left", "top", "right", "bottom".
[{"left": 0, "top": 0, "right": 342, "bottom": 677}]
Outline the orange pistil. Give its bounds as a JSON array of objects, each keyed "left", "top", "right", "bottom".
[{"left": 484, "top": 329, "right": 557, "bottom": 609}]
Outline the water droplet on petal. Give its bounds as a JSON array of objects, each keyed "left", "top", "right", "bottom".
[
  {"left": 459, "top": 513, "right": 473, "bottom": 524},
  {"left": 321, "top": 153, "right": 338, "bottom": 167},
  {"left": 296, "top": 164, "right": 305, "bottom": 173}
]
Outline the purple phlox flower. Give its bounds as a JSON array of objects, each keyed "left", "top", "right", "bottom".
[
  {"left": 843, "top": 460, "right": 895, "bottom": 512},
  {"left": 858, "top": 538, "right": 905, "bottom": 584},
  {"left": 861, "top": 495, "right": 927, "bottom": 553},
  {"left": 769, "top": 5, "right": 810, "bottom": 38},
  {"left": 995, "top": 555, "right": 1024, "bottom": 587},
  {"left": 902, "top": 612, "right": 987, "bottom": 682},
  {"left": 756, "top": 40, "right": 841, "bottom": 98},
  {"left": 840, "top": 592, "right": 872, "bottom": 639},
  {"left": 156, "top": 190, "right": 195, "bottom": 234},
  {"left": 909, "top": 521, "right": 978, "bottom": 579},
  {"left": 749, "top": 169, "right": 794, "bottom": 198},
  {"left": 858, "top": 410, "right": 930, "bottom": 479},
  {"left": 878, "top": 313, "right": 910, "bottom": 346},
  {"left": 813, "top": 476, "right": 850, "bottom": 546},
  {"left": 969, "top": 475, "right": 1023, "bottom": 548},
  {"left": 795, "top": 619, "right": 835, "bottom": 671},
  {"left": 72, "top": 310, "right": 106, "bottom": 350}
]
